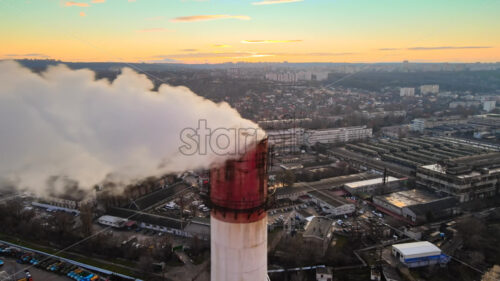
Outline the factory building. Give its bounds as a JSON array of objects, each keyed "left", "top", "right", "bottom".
[
  {"left": 309, "top": 191, "right": 355, "bottom": 217},
  {"left": 304, "top": 126, "right": 372, "bottom": 146},
  {"left": 268, "top": 126, "right": 372, "bottom": 153},
  {"left": 106, "top": 207, "right": 193, "bottom": 238},
  {"left": 343, "top": 176, "right": 404, "bottom": 195},
  {"left": 392, "top": 241, "right": 450, "bottom": 268},
  {"left": 303, "top": 217, "right": 334, "bottom": 256},
  {"left": 417, "top": 152, "right": 500, "bottom": 202},
  {"left": 275, "top": 185, "right": 310, "bottom": 201},
  {"left": 410, "top": 116, "right": 467, "bottom": 132},
  {"left": 468, "top": 114, "right": 500, "bottom": 135},
  {"left": 373, "top": 189, "right": 458, "bottom": 224},
  {"left": 97, "top": 215, "right": 128, "bottom": 229}
]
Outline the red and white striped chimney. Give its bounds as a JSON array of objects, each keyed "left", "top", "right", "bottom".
[{"left": 209, "top": 139, "right": 268, "bottom": 281}]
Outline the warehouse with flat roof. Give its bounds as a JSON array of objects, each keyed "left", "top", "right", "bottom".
[
  {"left": 343, "top": 176, "right": 404, "bottom": 195},
  {"left": 373, "top": 189, "right": 458, "bottom": 224},
  {"left": 392, "top": 241, "right": 449, "bottom": 268}
]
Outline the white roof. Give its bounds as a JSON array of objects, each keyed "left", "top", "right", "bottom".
[
  {"left": 392, "top": 241, "right": 441, "bottom": 257},
  {"left": 98, "top": 215, "right": 127, "bottom": 223},
  {"left": 345, "top": 177, "right": 400, "bottom": 188}
]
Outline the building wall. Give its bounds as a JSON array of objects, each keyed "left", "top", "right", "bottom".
[{"left": 373, "top": 197, "right": 404, "bottom": 216}]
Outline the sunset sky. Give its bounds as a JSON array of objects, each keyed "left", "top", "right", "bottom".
[{"left": 1, "top": 0, "right": 499, "bottom": 63}]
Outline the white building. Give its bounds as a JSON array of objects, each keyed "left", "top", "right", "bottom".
[
  {"left": 265, "top": 72, "right": 297, "bottom": 83},
  {"left": 304, "top": 126, "right": 372, "bottom": 146},
  {"left": 392, "top": 241, "right": 449, "bottom": 268},
  {"left": 268, "top": 126, "right": 372, "bottom": 151},
  {"left": 483, "top": 100, "right": 496, "bottom": 112},
  {"left": 309, "top": 191, "right": 355, "bottom": 216},
  {"left": 97, "top": 215, "right": 128, "bottom": 228},
  {"left": 343, "top": 176, "right": 403, "bottom": 195},
  {"left": 400, "top": 87, "right": 415, "bottom": 97},
  {"left": 420, "top": 85, "right": 439, "bottom": 95}
]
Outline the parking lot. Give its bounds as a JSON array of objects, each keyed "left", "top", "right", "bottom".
[{"left": 1, "top": 257, "right": 70, "bottom": 281}]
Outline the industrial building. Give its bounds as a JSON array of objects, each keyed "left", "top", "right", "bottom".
[
  {"left": 303, "top": 217, "right": 334, "bottom": 256},
  {"left": 410, "top": 116, "right": 467, "bottom": 132},
  {"left": 469, "top": 114, "right": 500, "bottom": 129},
  {"left": 309, "top": 191, "right": 355, "bottom": 217},
  {"left": 417, "top": 152, "right": 500, "bottom": 202},
  {"left": 373, "top": 189, "right": 458, "bottom": 224},
  {"left": 274, "top": 172, "right": 379, "bottom": 201},
  {"left": 97, "top": 215, "right": 128, "bottom": 229},
  {"left": 344, "top": 136, "right": 494, "bottom": 171},
  {"left": 343, "top": 176, "right": 404, "bottom": 195},
  {"left": 392, "top": 241, "right": 450, "bottom": 268},
  {"left": 106, "top": 207, "right": 193, "bottom": 238},
  {"left": 275, "top": 185, "right": 310, "bottom": 201},
  {"left": 267, "top": 128, "right": 304, "bottom": 153},
  {"left": 304, "top": 126, "right": 372, "bottom": 146},
  {"left": 267, "top": 126, "right": 372, "bottom": 153}
]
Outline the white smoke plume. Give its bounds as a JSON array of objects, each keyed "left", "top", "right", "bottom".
[{"left": 0, "top": 61, "right": 264, "bottom": 196}]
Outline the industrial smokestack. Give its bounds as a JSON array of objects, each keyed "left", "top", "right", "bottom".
[{"left": 209, "top": 138, "right": 268, "bottom": 281}]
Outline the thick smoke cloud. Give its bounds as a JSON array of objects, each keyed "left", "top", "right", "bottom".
[{"left": 0, "top": 61, "right": 264, "bottom": 196}]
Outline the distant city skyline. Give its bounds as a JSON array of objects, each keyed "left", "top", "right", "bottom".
[{"left": 1, "top": 0, "right": 499, "bottom": 63}]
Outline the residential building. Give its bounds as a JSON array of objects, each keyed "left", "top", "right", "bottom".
[
  {"left": 483, "top": 101, "right": 497, "bottom": 112},
  {"left": 420, "top": 84, "right": 439, "bottom": 95},
  {"left": 400, "top": 87, "right": 415, "bottom": 97}
]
